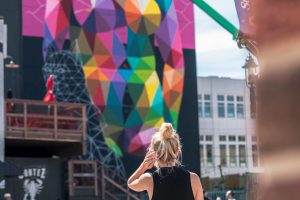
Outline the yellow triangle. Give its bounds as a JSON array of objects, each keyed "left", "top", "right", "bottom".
[
  {"left": 83, "top": 67, "right": 96, "bottom": 78},
  {"left": 145, "top": 72, "right": 160, "bottom": 104},
  {"left": 85, "top": 57, "right": 97, "bottom": 68}
]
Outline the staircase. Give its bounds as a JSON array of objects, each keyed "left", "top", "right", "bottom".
[{"left": 68, "top": 160, "right": 141, "bottom": 200}]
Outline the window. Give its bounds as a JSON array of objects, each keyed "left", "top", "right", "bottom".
[
  {"left": 206, "top": 135, "right": 213, "bottom": 141},
  {"left": 219, "top": 135, "right": 226, "bottom": 141},
  {"left": 252, "top": 136, "right": 257, "bottom": 142},
  {"left": 200, "top": 145, "right": 205, "bottom": 168},
  {"left": 204, "top": 94, "right": 211, "bottom": 100},
  {"left": 237, "top": 104, "right": 244, "bottom": 118},
  {"left": 229, "top": 136, "right": 236, "bottom": 141},
  {"left": 218, "top": 103, "right": 225, "bottom": 118},
  {"left": 198, "top": 95, "right": 202, "bottom": 101},
  {"left": 227, "top": 95, "right": 235, "bottom": 118},
  {"left": 198, "top": 95, "right": 203, "bottom": 117},
  {"left": 217, "top": 95, "right": 224, "bottom": 101},
  {"left": 238, "top": 136, "right": 246, "bottom": 142},
  {"left": 227, "top": 95, "right": 234, "bottom": 101},
  {"left": 206, "top": 144, "right": 213, "bottom": 167},
  {"left": 252, "top": 145, "right": 259, "bottom": 167},
  {"left": 204, "top": 102, "right": 212, "bottom": 117},
  {"left": 199, "top": 94, "right": 212, "bottom": 118},
  {"left": 200, "top": 135, "right": 204, "bottom": 141},
  {"left": 239, "top": 145, "right": 247, "bottom": 167},
  {"left": 237, "top": 96, "right": 243, "bottom": 101},
  {"left": 217, "top": 95, "right": 225, "bottom": 118},
  {"left": 237, "top": 96, "right": 244, "bottom": 118},
  {"left": 229, "top": 145, "right": 237, "bottom": 167},
  {"left": 220, "top": 145, "right": 227, "bottom": 167}
]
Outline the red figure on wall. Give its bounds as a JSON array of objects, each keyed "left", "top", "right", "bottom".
[{"left": 43, "top": 75, "right": 56, "bottom": 103}]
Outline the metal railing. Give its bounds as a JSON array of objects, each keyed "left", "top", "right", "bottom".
[
  {"left": 68, "top": 160, "right": 140, "bottom": 200},
  {"left": 5, "top": 99, "right": 87, "bottom": 153},
  {"left": 69, "top": 160, "right": 99, "bottom": 197},
  {"left": 100, "top": 162, "right": 140, "bottom": 200}
]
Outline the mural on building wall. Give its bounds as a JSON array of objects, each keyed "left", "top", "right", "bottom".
[
  {"left": 43, "top": 48, "right": 126, "bottom": 178},
  {"left": 22, "top": 0, "right": 196, "bottom": 172}
]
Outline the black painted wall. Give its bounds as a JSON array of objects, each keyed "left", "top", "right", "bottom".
[
  {"left": 0, "top": 0, "right": 46, "bottom": 100},
  {"left": 179, "top": 49, "right": 200, "bottom": 175},
  {"left": 0, "top": 0, "right": 23, "bottom": 99},
  {"left": 3, "top": 157, "right": 66, "bottom": 200}
]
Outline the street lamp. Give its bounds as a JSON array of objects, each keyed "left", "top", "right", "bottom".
[
  {"left": 242, "top": 54, "right": 259, "bottom": 118},
  {"left": 4, "top": 56, "right": 19, "bottom": 68},
  {"left": 242, "top": 54, "right": 258, "bottom": 87}
]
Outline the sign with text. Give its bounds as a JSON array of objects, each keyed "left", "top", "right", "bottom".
[{"left": 4, "top": 158, "right": 65, "bottom": 200}]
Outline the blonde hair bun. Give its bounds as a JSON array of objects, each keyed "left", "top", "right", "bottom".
[
  {"left": 160, "top": 123, "right": 174, "bottom": 140},
  {"left": 150, "top": 122, "right": 182, "bottom": 168}
]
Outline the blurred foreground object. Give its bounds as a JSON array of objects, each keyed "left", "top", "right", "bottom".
[{"left": 253, "top": 0, "right": 300, "bottom": 199}]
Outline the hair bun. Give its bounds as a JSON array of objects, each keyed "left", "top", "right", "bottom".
[{"left": 160, "top": 123, "right": 174, "bottom": 140}]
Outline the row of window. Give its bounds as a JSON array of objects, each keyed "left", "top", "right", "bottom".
[
  {"left": 200, "top": 144, "right": 260, "bottom": 168},
  {"left": 198, "top": 94, "right": 244, "bottom": 118},
  {"left": 200, "top": 135, "right": 246, "bottom": 142}
]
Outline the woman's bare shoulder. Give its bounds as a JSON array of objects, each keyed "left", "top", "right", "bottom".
[
  {"left": 190, "top": 172, "right": 200, "bottom": 183},
  {"left": 142, "top": 172, "right": 152, "bottom": 179},
  {"left": 189, "top": 172, "right": 204, "bottom": 200}
]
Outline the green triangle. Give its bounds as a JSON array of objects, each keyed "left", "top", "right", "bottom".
[
  {"left": 105, "top": 137, "right": 123, "bottom": 158},
  {"left": 80, "top": 54, "right": 92, "bottom": 65},
  {"left": 169, "top": 110, "right": 179, "bottom": 126},
  {"left": 139, "top": 56, "right": 155, "bottom": 69},
  {"left": 128, "top": 56, "right": 141, "bottom": 69},
  {"left": 135, "top": 70, "right": 152, "bottom": 82},
  {"left": 145, "top": 118, "right": 162, "bottom": 127},
  {"left": 128, "top": 83, "right": 145, "bottom": 104},
  {"left": 125, "top": 109, "right": 142, "bottom": 127},
  {"left": 141, "top": 39, "right": 154, "bottom": 56},
  {"left": 145, "top": 108, "right": 163, "bottom": 121},
  {"left": 128, "top": 72, "right": 144, "bottom": 84},
  {"left": 103, "top": 107, "right": 123, "bottom": 126}
]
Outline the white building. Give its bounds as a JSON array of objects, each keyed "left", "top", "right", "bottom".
[{"left": 198, "top": 76, "right": 263, "bottom": 178}]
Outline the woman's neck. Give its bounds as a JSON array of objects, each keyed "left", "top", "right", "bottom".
[{"left": 157, "top": 161, "right": 176, "bottom": 168}]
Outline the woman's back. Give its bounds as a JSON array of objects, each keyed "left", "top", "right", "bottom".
[
  {"left": 127, "top": 123, "right": 203, "bottom": 200},
  {"left": 151, "top": 166, "right": 194, "bottom": 200}
]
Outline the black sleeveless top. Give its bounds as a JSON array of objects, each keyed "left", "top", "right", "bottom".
[{"left": 151, "top": 166, "right": 194, "bottom": 200}]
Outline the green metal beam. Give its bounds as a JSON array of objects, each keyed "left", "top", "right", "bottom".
[{"left": 193, "top": 0, "right": 240, "bottom": 40}]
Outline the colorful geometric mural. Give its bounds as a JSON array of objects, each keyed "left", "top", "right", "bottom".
[
  {"left": 20, "top": 1, "right": 197, "bottom": 178},
  {"left": 40, "top": 0, "right": 188, "bottom": 158},
  {"left": 42, "top": 48, "right": 126, "bottom": 178},
  {"left": 22, "top": 0, "right": 195, "bottom": 49}
]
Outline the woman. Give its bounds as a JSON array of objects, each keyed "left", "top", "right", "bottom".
[{"left": 128, "top": 123, "right": 204, "bottom": 200}]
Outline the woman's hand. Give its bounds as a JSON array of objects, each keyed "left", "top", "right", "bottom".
[
  {"left": 141, "top": 150, "right": 156, "bottom": 170},
  {"left": 127, "top": 150, "right": 156, "bottom": 192}
]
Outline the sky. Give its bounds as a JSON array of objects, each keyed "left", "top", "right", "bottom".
[{"left": 194, "top": 0, "right": 248, "bottom": 78}]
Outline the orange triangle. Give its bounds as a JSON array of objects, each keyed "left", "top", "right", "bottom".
[{"left": 94, "top": 55, "right": 110, "bottom": 67}]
